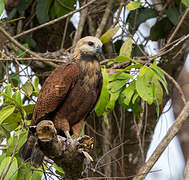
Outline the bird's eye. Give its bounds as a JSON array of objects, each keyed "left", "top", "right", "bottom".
[{"left": 88, "top": 41, "right": 94, "bottom": 46}]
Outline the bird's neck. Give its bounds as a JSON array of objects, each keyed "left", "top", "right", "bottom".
[{"left": 77, "top": 53, "right": 101, "bottom": 91}]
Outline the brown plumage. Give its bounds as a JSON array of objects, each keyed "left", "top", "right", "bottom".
[{"left": 19, "top": 36, "right": 103, "bottom": 167}]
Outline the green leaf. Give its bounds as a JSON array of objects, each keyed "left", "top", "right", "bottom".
[
  {"left": 2, "top": 112, "right": 21, "bottom": 132},
  {"left": 182, "top": 0, "right": 189, "bottom": 7},
  {"left": 0, "top": 156, "right": 18, "bottom": 180},
  {"left": 150, "top": 17, "right": 173, "bottom": 41},
  {"left": 10, "top": 73, "right": 20, "bottom": 87},
  {"left": 17, "top": 163, "right": 32, "bottom": 180},
  {"left": 23, "top": 104, "right": 34, "bottom": 116},
  {"left": 109, "top": 72, "right": 133, "bottom": 81},
  {"left": 13, "top": 43, "right": 29, "bottom": 57},
  {"left": 95, "top": 68, "right": 110, "bottom": 116},
  {"left": 153, "top": 78, "right": 163, "bottom": 104},
  {"left": 165, "top": 8, "right": 180, "bottom": 25},
  {"left": 123, "top": 63, "right": 143, "bottom": 71},
  {"left": 0, "top": 105, "right": 15, "bottom": 124},
  {"left": 138, "top": 65, "right": 151, "bottom": 77},
  {"left": 53, "top": 0, "right": 75, "bottom": 18},
  {"left": 4, "top": 84, "right": 12, "bottom": 103},
  {"left": 103, "top": 112, "right": 109, "bottom": 128},
  {"left": 106, "top": 91, "right": 120, "bottom": 111},
  {"left": 13, "top": 90, "right": 22, "bottom": 106},
  {"left": 100, "top": 26, "right": 120, "bottom": 44},
  {"left": 33, "top": 76, "right": 40, "bottom": 94},
  {"left": 0, "top": 1, "right": 5, "bottom": 16},
  {"left": 7, "top": 130, "right": 27, "bottom": 154},
  {"left": 31, "top": 171, "right": 43, "bottom": 180},
  {"left": 150, "top": 62, "right": 168, "bottom": 94},
  {"left": 36, "top": 0, "right": 52, "bottom": 24},
  {"left": 54, "top": 164, "right": 64, "bottom": 176},
  {"left": 127, "top": 1, "right": 142, "bottom": 10},
  {"left": 114, "top": 56, "right": 132, "bottom": 62},
  {"left": 21, "top": 35, "right": 37, "bottom": 49},
  {"left": 108, "top": 79, "right": 127, "bottom": 93},
  {"left": 132, "top": 92, "right": 139, "bottom": 104},
  {"left": 121, "top": 81, "right": 135, "bottom": 105},
  {"left": 119, "top": 37, "right": 132, "bottom": 57},
  {"left": 22, "top": 81, "right": 33, "bottom": 97},
  {"left": 136, "top": 75, "right": 154, "bottom": 104},
  {"left": 17, "top": 0, "right": 33, "bottom": 14},
  {"left": 0, "top": 125, "right": 10, "bottom": 138},
  {"left": 127, "top": 8, "right": 158, "bottom": 31}
]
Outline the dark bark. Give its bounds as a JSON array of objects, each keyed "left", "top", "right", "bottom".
[{"left": 36, "top": 120, "right": 94, "bottom": 180}]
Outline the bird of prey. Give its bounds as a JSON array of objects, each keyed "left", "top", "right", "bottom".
[{"left": 19, "top": 36, "right": 103, "bottom": 167}]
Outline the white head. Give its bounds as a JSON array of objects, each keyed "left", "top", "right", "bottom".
[{"left": 74, "top": 36, "right": 103, "bottom": 57}]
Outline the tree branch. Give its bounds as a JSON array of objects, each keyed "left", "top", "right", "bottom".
[
  {"left": 133, "top": 100, "right": 189, "bottom": 180},
  {"left": 13, "top": 0, "right": 96, "bottom": 39},
  {"left": 35, "top": 120, "right": 94, "bottom": 180},
  {"left": 96, "top": 0, "right": 114, "bottom": 38},
  {"left": 0, "top": 26, "right": 58, "bottom": 68}
]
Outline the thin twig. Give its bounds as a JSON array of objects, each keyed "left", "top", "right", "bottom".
[
  {"left": 96, "top": 0, "right": 114, "bottom": 38},
  {"left": 1, "top": 124, "right": 24, "bottom": 180},
  {"left": 95, "top": 141, "right": 128, "bottom": 170},
  {"left": 167, "top": 8, "right": 189, "bottom": 44},
  {"left": 133, "top": 100, "right": 189, "bottom": 180},
  {"left": 73, "top": 1, "right": 89, "bottom": 46},
  {"left": 13, "top": 0, "right": 96, "bottom": 39},
  {"left": 162, "top": 69, "right": 187, "bottom": 105},
  {"left": 0, "top": 26, "right": 57, "bottom": 67},
  {"left": 112, "top": 0, "right": 125, "bottom": 27},
  {"left": 1, "top": 57, "right": 65, "bottom": 63},
  {"left": 61, "top": 17, "right": 69, "bottom": 49}
]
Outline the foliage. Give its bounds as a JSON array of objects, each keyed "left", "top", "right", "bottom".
[
  {"left": 95, "top": 37, "right": 168, "bottom": 120},
  {"left": 1, "top": 0, "right": 186, "bottom": 178},
  {"left": 0, "top": 80, "right": 44, "bottom": 179}
]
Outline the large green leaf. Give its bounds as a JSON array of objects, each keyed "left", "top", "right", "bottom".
[
  {"left": 53, "top": 0, "right": 75, "bottom": 18},
  {"left": 23, "top": 104, "right": 34, "bottom": 116},
  {"left": 165, "top": 8, "right": 180, "bottom": 25},
  {"left": 0, "top": 156, "right": 18, "bottom": 180},
  {"left": 22, "top": 81, "right": 33, "bottom": 97},
  {"left": 109, "top": 72, "right": 133, "bottom": 81},
  {"left": 100, "top": 26, "right": 120, "bottom": 44},
  {"left": 108, "top": 79, "right": 128, "bottom": 93},
  {"left": 0, "top": 105, "right": 15, "bottom": 124},
  {"left": 119, "top": 37, "right": 132, "bottom": 57},
  {"left": 0, "top": 1, "right": 5, "bottom": 16},
  {"left": 106, "top": 91, "right": 120, "bottom": 111},
  {"left": 4, "top": 84, "right": 12, "bottom": 103},
  {"left": 13, "top": 90, "right": 22, "bottom": 106},
  {"left": 7, "top": 130, "right": 28, "bottom": 154},
  {"left": 136, "top": 75, "right": 154, "bottom": 104},
  {"left": 182, "top": 0, "right": 189, "bottom": 7},
  {"left": 114, "top": 56, "right": 132, "bottom": 63},
  {"left": 150, "top": 17, "right": 173, "bottom": 41},
  {"left": 121, "top": 81, "right": 135, "bottom": 105},
  {"left": 2, "top": 112, "right": 21, "bottom": 132},
  {"left": 36, "top": 0, "right": 52, "bottom": 24},
  {"left": 150, "top": 62, "right": 168, "bottom": 94},
  {"left": 17, "top": 0, "right": 33, "bottom": 14},
  {"left": 95, "top": 68, "right": 110, "bottom": 116},
  {"left": 127, "top": 8, "right": 158, "bottom": 31}
]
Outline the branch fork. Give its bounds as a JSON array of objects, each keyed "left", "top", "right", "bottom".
[{"left": 35, "top": 120, "right": 94, "bottom": 180}]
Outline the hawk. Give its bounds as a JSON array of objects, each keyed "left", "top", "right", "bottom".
[{"left": 19, "top": 36, "right": 103, "bottom": 167}]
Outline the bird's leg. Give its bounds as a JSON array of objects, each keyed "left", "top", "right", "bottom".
[
  {"left": 64, "top": 130, "right": 72, "bottom": 139},
  {"left": 72, "top": 119, "right": 84, "bottom": 138}
]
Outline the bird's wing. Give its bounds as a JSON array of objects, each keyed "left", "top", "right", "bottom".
[{"left": 31, "top": 62, "right": 79, "bottom": 125}]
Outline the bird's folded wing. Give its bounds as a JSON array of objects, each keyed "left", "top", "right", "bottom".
[{"left": 31, "top": 62, "right": 79, "bottom": 125}]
